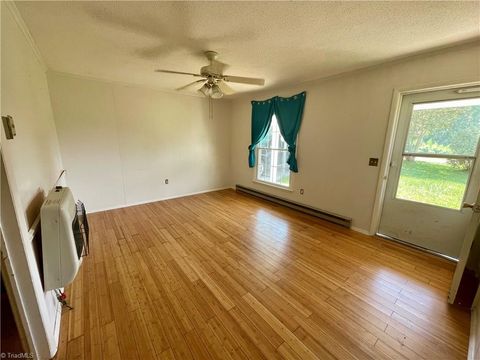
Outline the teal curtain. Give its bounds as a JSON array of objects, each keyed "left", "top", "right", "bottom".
[
  {"left": 248, "top": 91, "right": 306, "bottom": 171},
  {"left": 248, "top": 99, "right": 275, "bottom": 167},
  {"left": 273, "top": 92, "right": 306, "bottom": 172}
]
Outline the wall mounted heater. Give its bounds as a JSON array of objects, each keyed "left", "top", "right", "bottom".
[{"left": 41, "top": 186, "right": 89, "bottom": 291}]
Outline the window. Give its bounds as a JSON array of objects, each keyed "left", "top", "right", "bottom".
[
  {"left": 256, "top": 115, "right": 291, "bottom": 188},
  {"left": 396, "top": 97, "right": 480, "bottom": 209}
]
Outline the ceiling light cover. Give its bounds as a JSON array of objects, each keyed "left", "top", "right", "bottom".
[
  {"left": 199, "top": 83, "right": 211, "bottom": 96},
  {"left": 211, "top": 84, "right": 224, "bottom": 99}
]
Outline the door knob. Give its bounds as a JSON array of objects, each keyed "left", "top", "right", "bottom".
[{"left": 463, "top": 203, "right": 480, "bottom": 213}]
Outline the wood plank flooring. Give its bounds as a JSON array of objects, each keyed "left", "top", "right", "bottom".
[{"left": 55, "top": 189, "right": 470, "bottom": 359}]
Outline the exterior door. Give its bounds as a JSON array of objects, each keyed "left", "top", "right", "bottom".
[
  {"left": 448, "top": 187, "right": 480, "bottom": 304},
  {"left": 379, "top": 88, "right": 480, "bottom": 258}
]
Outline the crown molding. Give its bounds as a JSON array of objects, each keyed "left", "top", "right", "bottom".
[
  {"left": 231, "top": 38, "right": 480, "bottom": 100},
  {"left": 47, "top": 70, "right": 211, "bottom": 99},
  {"left": 4, "top": 1, "right": 48, "bottom": 72}
]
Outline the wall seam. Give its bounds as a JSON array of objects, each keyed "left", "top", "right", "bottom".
[{"left": 109, "top": 85, "right": 128, "bottom": 206}]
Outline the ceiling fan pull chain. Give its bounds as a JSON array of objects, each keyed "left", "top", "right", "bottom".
[{"left": 209, "top": 97, "right": 213, "bottom": 120}]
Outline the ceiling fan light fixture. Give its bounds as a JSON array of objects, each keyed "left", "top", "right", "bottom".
[
  {"left": 199, "top": 83, "right": 211, "bottom": 97},
  {"left": 157, "top": 51, "right": 265, "bottom": 97},
  {"left": 211, "top": 84, "right": 224, "bottom": 99}
]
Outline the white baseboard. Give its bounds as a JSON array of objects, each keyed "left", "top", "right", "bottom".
[
  {"left": 89, "top": 186, "right": 232, "bottom": 213},
  {"left": 467, "top": 305, "right": 480, "bottom": 360},
  {"left": 89, "top": 186, "right": 375, "bottom": 237},
  {"left": 350, "top": 226, "right": 373, "bottom": 236},
  {"left": 469, "top": 296, "right": 479, "bottom": 360}
]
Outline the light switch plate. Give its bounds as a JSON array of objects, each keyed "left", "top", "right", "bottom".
[{"left": 2, "top": 115, "right": 16, "bottom": 139}]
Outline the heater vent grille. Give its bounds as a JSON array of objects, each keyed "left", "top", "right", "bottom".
[
  {"left": 236, "top": 184, "right": 352, "bottom": 228},
  {"left": 72, "top": 201, "right": 89, "bottom": 259}
]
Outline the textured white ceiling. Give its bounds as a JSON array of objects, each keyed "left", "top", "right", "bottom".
[{"left": 15, "top": 1, "right": 480, "bottom": 97}]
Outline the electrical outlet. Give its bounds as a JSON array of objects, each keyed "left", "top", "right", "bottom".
[
  {"left": 369, "top": 158, "right": 379, "bottom": 167},
  {"left": 165, "top": 179, "right": 169, "bottom": 184},
  {"left": 300, "top": 189, "right": 304, "bottom": 195}
]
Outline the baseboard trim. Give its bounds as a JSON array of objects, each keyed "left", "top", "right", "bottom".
[
  {"left": 89, "top": 186, "right": 232, "bottom": 213},
  {"left": 351, "top": 226, "right": 372, "bottom": 236}
]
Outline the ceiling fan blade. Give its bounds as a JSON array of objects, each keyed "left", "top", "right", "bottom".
[
  {"left": 176, "top": 80, "right": 206, "bottom": 91},
  {"left": 216, "top": 81, "right": 235, "bottom": 95},
  {"left": 222, "top": 75, "right": 265, "bottom": 86},
  {"left": 155, "top": 69, "right": 204, "bottom": 77}
]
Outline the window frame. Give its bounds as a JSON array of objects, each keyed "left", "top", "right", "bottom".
[{"left": 253, "top": 115, "right": 293, "bottom": 191}]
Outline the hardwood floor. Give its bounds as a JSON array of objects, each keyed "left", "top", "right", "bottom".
[{"left": 55, "top": 189, "right": 470, "bottom": 359}]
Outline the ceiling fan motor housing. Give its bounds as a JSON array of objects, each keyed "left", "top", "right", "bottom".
[{"left": 205, "top": 51, "right": 218, "bottom": 61}]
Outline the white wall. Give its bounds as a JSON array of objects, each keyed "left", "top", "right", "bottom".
[
  {"left": 47, "top": 72, "right": 232, "bottom": 212},
  {"left": 1, "top": 3, "right": 64, "bottom": 358},
  {"left": 230, "top": 42, "right": 480, "bottom": 233}
]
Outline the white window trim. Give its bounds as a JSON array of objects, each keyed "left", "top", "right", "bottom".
[
  {"left": 253, "top": 116, "right": 293, "bottom": 190},
  {"left": 252, "top": 177, "right": 294, "bottom": 192},
  {"left": 253, "top": 148, "right": 293, "bottom": 191}
]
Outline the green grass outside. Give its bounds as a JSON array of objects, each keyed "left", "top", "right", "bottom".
[
  {"left": 396, "top": 160, "right": 469, "bottom": 209},
  {"left": 280, "top": 175, "right": 290, "bottom": 186}
]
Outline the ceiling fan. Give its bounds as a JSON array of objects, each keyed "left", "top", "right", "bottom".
[{"left": 155, "top": 51, "right": 265, "bottom": 99}]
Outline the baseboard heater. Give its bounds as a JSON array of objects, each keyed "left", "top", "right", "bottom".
[{"left": 235, "top": 185, "right": 352, "bottom": 228}]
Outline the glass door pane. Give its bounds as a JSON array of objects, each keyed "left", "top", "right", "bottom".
[
  {"left": 404, "top": 98, "right": 480, "bottom": 156},
  {"left": 396, "top": 156, "right": 473, "bottom": 209},
  {"left": 396, "top": 97, "right": 480, "bottom": 209}
]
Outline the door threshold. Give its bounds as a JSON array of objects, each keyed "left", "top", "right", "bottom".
[{"left": 376, "top": 233, "right": 458, "bottom": 263}]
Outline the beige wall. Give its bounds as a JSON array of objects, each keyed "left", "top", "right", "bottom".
[
  {"left": 1, "top": 3, "right": 64, "bottom": 358},
  {"left": 230, "top": 43, "right": 480, "bottom": 233},
  {"left": 47, "top": 72, "right": 232, "bottom": 212}
]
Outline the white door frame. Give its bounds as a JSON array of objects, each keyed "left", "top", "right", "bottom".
[
  {"left": 0, "top": 159, "right": 36, "bottom": 355},
  {"left": 370, "top": 80, "right": 480, "bottom": 237}
]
